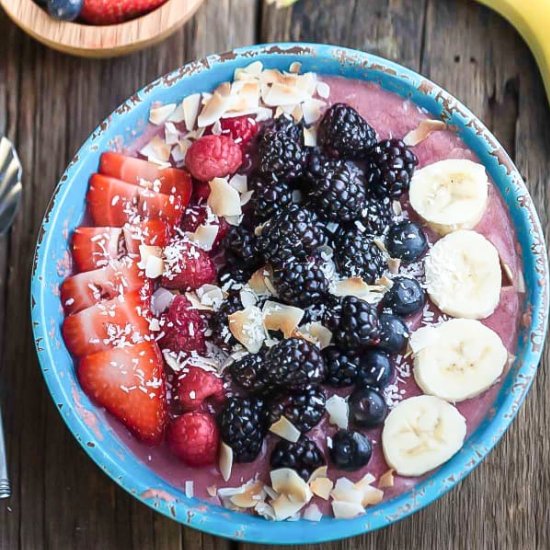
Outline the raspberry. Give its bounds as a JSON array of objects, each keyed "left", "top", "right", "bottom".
[
  {"left": 180, "top": 204, "right": 229, "bottom": 250},
  {"left": 161, "top": 238, "right": 217, "bottom": 291},
  {"left": 158, "top": 295, "right": 206, "bottom": 355},
  {"left": 193, "top": 180, "right": 211, "bottom": 203},
  {"left": 176, "top": 366, "right": 225, "bottom": 411},
  {"left": 167, "top": 412, "right": 219, "bottom": 466},
  {"left": 186, "top": 135, "right": 243, "bottom": 182},
  {"left": 220, "top": 116, "right": 259, "bottom": 148}
]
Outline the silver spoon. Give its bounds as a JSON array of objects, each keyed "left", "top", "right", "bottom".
[{"left": 0, "top": 136, "right": 23, "bottom": 499}]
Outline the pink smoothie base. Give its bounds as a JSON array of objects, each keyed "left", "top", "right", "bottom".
[{"left": 98, "top": 76, "right": 523, "bottom": 514}]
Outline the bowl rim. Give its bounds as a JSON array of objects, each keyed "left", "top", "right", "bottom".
[
  {"left": 0, "top": 0, "right": 204, "bottom": 58},
  {"left": 30, "top": 43, "right": 549, "bottom": 544}
]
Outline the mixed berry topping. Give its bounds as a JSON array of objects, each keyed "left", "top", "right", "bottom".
[{"left": 59, "top": 61, "right": 512, "bottom": 522}]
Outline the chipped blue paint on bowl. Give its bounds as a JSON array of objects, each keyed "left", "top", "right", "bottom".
[{"left": 30, "top": 43, "right": 549, "bottom": 544}]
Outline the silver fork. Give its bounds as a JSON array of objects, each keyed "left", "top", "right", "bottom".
[{"left": 0, "top": 136, "right": 23, "bottom": 499}]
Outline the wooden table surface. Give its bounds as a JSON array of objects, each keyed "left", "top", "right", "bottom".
[{"left": 0, "top": 0, "right": 548, "bottom": 548}]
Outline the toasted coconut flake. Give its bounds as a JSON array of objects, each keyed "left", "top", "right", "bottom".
[
  {"left": 378, "top": 469, "right": 395, "bottom": 488},
  {"left": 234, "top": 61, "right": 263, "bottom": 81},
  {"left": 219, "top": 442, "right": 234, "bottom": 482},
  {"left": 218, "top": 486, "right": 245, "bottom": 498},
  {"left": 302, "top": 98, "right": 325, "bottom": 125},
  {"left": 303, "top": 503, "right": 323, "bottom": 522},
  {"left": 149, "top": 103, "right": 177, "bottom": 125},
  {"left": 377, "top": 275, "right": 394, "bottom": 289},
  {"left": 387, "top": 257, "right": 401, "bottom": 274},
  {"left": 240, "top": 190, "right": 255, "bottom": 206},
  {"left": 308, "top": 465, "right": 328, "bottom": 483},
  {"left": 196, "top": 284, "right": 225, "bottom": 309},
  {"left": 228, "top": 306, "right": 265, "bottom": 353},
  {"left": 500, "top": 256, "right": 514, "bottom": 287},
  {"left": 230, "top": 480, "right": 266, "bottom": 509},
  {"left": 392, "top": 200, "right": 403, "bottom": 216},
  {"left": 145, "top": 255, "right": 164, "bottom": 279},
  {"left": 409, "top": 325, "right": 439, "bottom": 354},
  {"left": 331, "top": 477, "right": 363, "bottom": 504},
  {"left": 332, "top": 500, "right": 365, "bottom": 519},
  {"left": 355, "top": 472, "right": 376, "bottom": 488},
  {"left": 164, "top": 122, "right": 180, "bottom": 145},
  {"left": 224, "top": 214, "right": 243, "bottom": 226},
  {"left": 208, "top": 178, "right": 242, "bottom": 217},
  {"left": 263, "top": 300, "right": 304, "bottom": 338},
  {"left": 188, "top": 224, "right": 219, "bottom": 251},
  {"left": 140, "top": 135, "right": 172, "bottom": 164},
  {"left": 229, "top": 173, "right": 248, "bottom": 193},
  {"left": 184, "top": 480, "right": 194, "bottom": 498},
  {"left": 303, "top": 125, "right": 318, "bottom": 147},
  {"left": 330, "top": 277, "right": 385, "bottom": 303},
  {"left": 269, "top": 416, "right": 301, "bottom": 443},
  {"left": 403, "top": 119, "right": 447, "bottom": 146},
  {"left": 271, "top": 494, "right": 306, "bottom": 521},
  {"left": 185, "top": 291, "right": 214, "bottom": 311},
  {"left": 207, "top": 485, "right": 217, "bottom": 497},
  {"left": 255, "top": 501, "right": 277, "bottom": 520},
  {"left": 197, "top": 82, "right": 232, "bottom": 127},
  {"left": 247, "top": 266, "right": 275, "bottom": 296},
  {"left": 167, "top": 102, "right": 186, "bottom": 123},
  {"left": 296, "top": 322, "right": 333, "bottom": 349},
  {"left": 138, "top": 244, "right": 163, "bottom": 269},
  {"left": 326, "top": 394, "right": 349, "bottom": 429},
  {"left": 517, "top": 269, "right": 526, "bottom": 293},
  {"left": 264, "top": 485, "right": 279, "bottom": 500},
  {"left": 239, "top": 288, "right": 257, "bottom": 308},
  {"left": 360, "top": 485, "right": 384, "bottom": 507},
  {"left": 310, "top": 477, "right": 333, "bottom": 500},
  {"left": 316, "top": 81, "right": 330, "bottom": 99},
  {"left": 180, "top": 93, "right": 201, "bottom": 130},
  {"left": 289, "top": 61, "right": 302, "bottom": 73},
  {"left": 270, "top": 468, "right": 312, "bottom": 503}
]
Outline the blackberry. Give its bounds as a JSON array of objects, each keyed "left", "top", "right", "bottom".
[
  {"left": 209, "top": 290, "right": 242, "bottom": 350},
  {"left": 358, "top": 192, "right": 394, "bottom": 235},
  {"left": 264, "top": 337, "right": 326, "bottom": 390},
  {"left": 366, "top": 139, "right": 418, "bottom": 198},
  {"left": 271, "top": 254, "right": 329, "bottom": 307},
  {"left": 258, "top": 204, "right": 326, "bottom": 263},
  {"left": 324, "top": 296, "right": 380, "bottom": 350},
  {"left": 322, "top": 346, "right": 360, "bottom": 387},
  {"left": 263, "top": 113, "right": 303, "bottom": 143},
  {"left": 218, "top": 261, "right": 253, "bottom": 289},
  {"left": 311, "top": 162, "right": 367, "bottom": 222},
  {"left": 229, "top": 351, "right": 268, "bottom": 392},
  {"left": 249, "top": 176, "right": 294, "bottom": 221},
  {"left": 268, "top": 386, "right": 326, "bottom": 433},
  {"left": 224, "top": 225, "right": 263, "bottom": 266},
  {"left": 318, "top": 103, "right": 377, "bottom": 159},
  {"left": 333, "top": 227, "right": 386, "bottom": 283},
  {"left": 304, "top": 149, "right": 344, "bottom": 184},
  {"left": 270, "top": 437, "right": 325, "bottom": 480},
  {"left": 259, "top": 130, "right": 305, "bottom": 180},
  {"left": 218, "top": 396, "right": 267, "bottom": 462}
]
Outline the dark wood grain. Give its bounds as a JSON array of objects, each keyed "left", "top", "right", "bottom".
[{"left": 0, "top": 0, "right": 548, "bottom": 548}]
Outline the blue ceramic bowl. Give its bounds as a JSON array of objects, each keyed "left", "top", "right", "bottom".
[{"left": 31, "top": 43, "right": 549, "bottom": 544}]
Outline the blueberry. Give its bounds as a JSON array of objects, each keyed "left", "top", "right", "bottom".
[
  {"left": 329, "top": 430, "right": 372, "bottom": 471},
  {"left": 377, "top": 313, "right": 409, "bottom": 354},
  {"left": 382, "top": 276, "right": 426, "bottom": 316},
  {"left": 349, "top": 386, "right": 388, "bottom": 428},
  {"left": 386, "top": 221, "right": 428, "bottom": 262},
  {"left": 356, "top": 349, "right": 393, "bottom": 387},
  {"left": 46, "top": 0, "right": 83, "bottom": 21}
]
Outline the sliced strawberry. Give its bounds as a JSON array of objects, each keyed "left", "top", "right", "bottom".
[
  {"left": 100, "top": 152, "right": 192, "bottom": 206},
  {"left": 60, "top": 258, "right": 146, "bottom": 315},
  {"left": 124, "top": 219, "right": 171, "bottom": 257},
  {"left": 87, "top": 174, "right": 183, "bottom": 228},
  {"left": 78, "top": 341, "right": 167, "bottom": 444},
  {"left": 62, "top": 290, "right": 151, "bottom": 357},
  {"left": 71, "top": 227, "right": 124, "bottom": 272}
]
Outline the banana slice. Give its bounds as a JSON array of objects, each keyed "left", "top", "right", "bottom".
[
  {"left": 413, "top": 319, "right": 507, "bottom": 402},
  {"left": 382, "top": 395, "right": 466, "bottom": 477},
  {"left": 409, "top": 159, "right": 488, "bottom": 235},
  {"left": 425, "top": 230, "right": 501, "bottom": 319}
]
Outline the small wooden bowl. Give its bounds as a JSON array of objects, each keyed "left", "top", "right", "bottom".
[{"left": 0, "top": 0, "right": 204, "bottom": 58}]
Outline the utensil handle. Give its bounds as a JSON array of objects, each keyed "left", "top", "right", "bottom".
[{"left": 0, "top": 408, "right": 10, "bottom": 498}]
